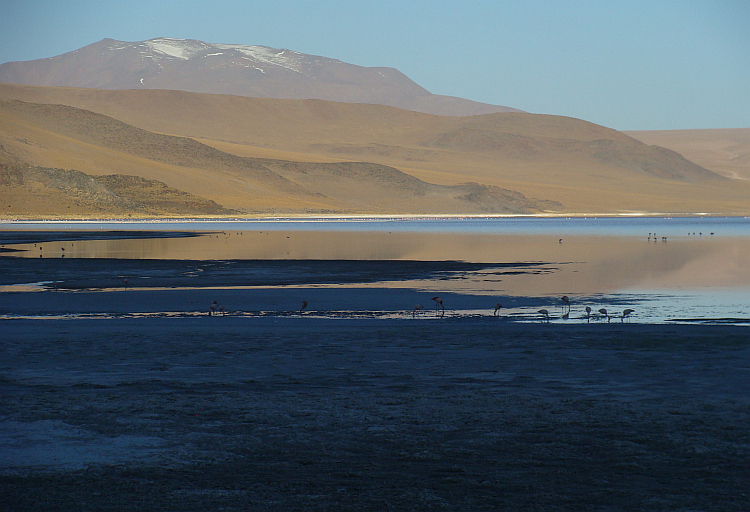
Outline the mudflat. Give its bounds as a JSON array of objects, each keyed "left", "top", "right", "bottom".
[{"left": 1, "top": 290, "right": 749, "bottom": 510}]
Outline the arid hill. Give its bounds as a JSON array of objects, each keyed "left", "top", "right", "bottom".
[
  {"left": 0, "top": 162, "right": 236, "bottom": 217},
  {"left": 1, "top": 84, "right": 748, "bottom": 217},
  {"left": 0, "top": 38, "right": 520, "bottom": 117},
  {"left": 0, "top": 99, "right": 559, "bottom": 217},
  {"left": 627, "top": 128, "right": 750, "bottom": 181}
]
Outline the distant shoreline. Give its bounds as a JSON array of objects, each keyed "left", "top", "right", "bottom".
[{"left": 2, "top": 212, "right": 749, "bottom": 225}]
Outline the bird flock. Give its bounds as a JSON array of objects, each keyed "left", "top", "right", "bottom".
[{"left": 206, "top": 295, "right": 635, "bottom": 323}]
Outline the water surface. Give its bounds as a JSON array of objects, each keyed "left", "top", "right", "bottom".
[{"left": 1, "top": 217, "right": 747, "bottom": 325}]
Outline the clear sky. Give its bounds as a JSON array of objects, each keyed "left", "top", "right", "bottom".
[{"left": 1, "top": 0, "right": 748, "bottom": 131}]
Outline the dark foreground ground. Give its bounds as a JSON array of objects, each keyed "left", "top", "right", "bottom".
[{"left": 1, "top": 314, "right": 749, "bottom": 511}]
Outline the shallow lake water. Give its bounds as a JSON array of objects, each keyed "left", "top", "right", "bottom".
[{"left": 1, "top": 217, "right": 748, "bottom": 325}]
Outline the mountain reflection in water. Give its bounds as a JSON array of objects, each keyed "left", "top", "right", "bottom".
[{"left": 2, "top": 228, "right": 748, "bottom": 294}]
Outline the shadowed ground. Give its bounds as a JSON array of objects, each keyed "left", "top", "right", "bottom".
[{"left": 1, "top": 316, "right": 748, "bottom": 511}]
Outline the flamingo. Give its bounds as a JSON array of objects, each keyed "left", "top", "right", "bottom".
[
  {"left": 300, "top": 300, "right": 308, "bottom": 313},
  {"left": 622, "top": 309, "right": 634, "bottom": 322},
  {"left": 413, "top": 304, "right": 423, "bottom": 318},
  {"left": 598, "top": 308, "right": 610, "bottom": 322},
  {"left": 561, "top": 295, "right": 571, "bottom": 319},
  {"left": 209, "top": 300, "right": 218, "bottom": 316},
  {"left": 431, "top": 296, "right": 444, "bottom": 317},
  {"left": 494, "top": 303, "right": 503, "bottom": 316},
  {"left": 585, "top": 306, "right": 592, "bottom": 323},
  {"left": 538, "top": 309, "right": 550, "bottom": 323}
]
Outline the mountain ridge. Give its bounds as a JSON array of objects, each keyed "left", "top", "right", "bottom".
[
  {"left": 0, "top": 37, "right": 522, "bottom": 117},
  {"left": 1, "top": 84, "right": 748, "bottom": 217},
  {"left": 0, "top": 98, "right": 560, "bottom": 216}
]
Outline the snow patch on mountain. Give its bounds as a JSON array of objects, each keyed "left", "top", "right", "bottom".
[
  {"left": 141, "top": 38, "right": 204, "bottom": 59},
  {"left": 216, "top": 45, "right": 304, "bottom": 73},
  {"left": 105, "top": 38, "right": 307, "bottom": 74}
]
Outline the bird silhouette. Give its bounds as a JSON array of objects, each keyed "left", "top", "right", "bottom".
[
  {"left": 538, "top": 309, "right": 550, "bottom": 323},
  {"left": 598, "top": 308, "right": 610, "bottom": 322},
  {"left": 561, "top": 296, "right": 571, "bottom": 319},
  {"left": 585, "top": 306, "right": 592, "bottom": 323},
  {"left": 431, "top": 296, "right": 444, "bottom": 317},
  {"left": 413, "top": 304, "right": 424, "bottom": 318},
  {"left": 300, "top": 300, "right": 308, "bottom": 313},
  {"left": 621, "top": 308, "right": 634, "bottom": 322},
  {"left": 494, "top": 303, "right": 503, "bottom": 316},
  {"left": 209, "top": 300, "right": 218, "bottom": 316}
]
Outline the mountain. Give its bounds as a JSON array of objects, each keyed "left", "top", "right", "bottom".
[
  {"left": 0, "top": 38, "right": 521, "bottom": 117},
  {"left": 626, "top": 128, "right": 750, "bottom": 181},
  {"left": 2, "top": 84, "right": 746, "bottom": 217},
  {"left": 1, "top": 162, "right": 237, "bottom": 217},
  {"left": 0, "top": 98, "right": 562, "bottom": 217}
]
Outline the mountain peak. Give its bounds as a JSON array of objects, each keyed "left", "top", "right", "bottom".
[{"left": 0, "top": 38, "right": 522, "bottom": 116}]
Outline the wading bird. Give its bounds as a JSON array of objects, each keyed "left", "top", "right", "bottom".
[
  {"left": 431, "top": 296, "right": 444, "bottom": 317},
  {"left": 622, "top": 309, "right": 634, "bottom": 322},
  {"left": 494, "top": 303, "right": 503, "bottom": 316},
  {"left": 413, "top": 304, "right": 423, "bottom": 318},
  {"left": 209, "top": 300, "right": 218, "bottom": 316},
  {"left": 598, "top": 308, "right": 610, "bottom": 322},
  {"left": 300, "top": 301, "right": 308, "bottom": 313},
  {"left": 585, "top": 306, "right": 592, "bottom": 323},
  {"left": 538, "top": 309, "right": 550, "bottom": 323},
  {"left": 561, "top": 295, "right": 571, "bottom": 319}
]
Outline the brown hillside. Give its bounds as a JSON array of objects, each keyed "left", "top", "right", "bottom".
[
  {"left": 627, "top": 128, "right": 750, "bottom": 181},
  {"left": 0, "top": 162, "right": 236, "bottom": 218},
  {"left": 0, "top": 99, "right": 559, "bottom": 216},
  {"left": 1, "top": 84, "right": 749, "bottom": 215}
]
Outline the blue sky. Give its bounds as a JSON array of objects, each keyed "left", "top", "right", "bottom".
[{"left": 1, "top": 0, "right": 748, "bottom": 131}]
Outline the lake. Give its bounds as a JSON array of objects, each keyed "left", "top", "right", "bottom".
[{"left": 1, "top": 216, "right": 748, "bottom": 325}]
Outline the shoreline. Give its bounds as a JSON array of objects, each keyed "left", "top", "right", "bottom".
[
  {"left": 2, "top": 282, "right": 748, "bottom": 326},
  {"left": 2, "top": 212, "right": 749, "bottom": 224}
]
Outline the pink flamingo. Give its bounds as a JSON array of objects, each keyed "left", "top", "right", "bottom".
[
  {"left": 598, "top": 308, "right": 610, "bottom": 323},
  {"left": 300, "top": 300, "right": 308, "bottom": 313},
  {"left": 561, "top": 295, "right": 570, "bottom": 319},
  {"left": 494, "top": 303, "right": 503, "bottom": 316},
  {"left": 431, "top": 296, "right": 444, "bottom": 317},
  {"left": 538, "top": 309, "right": 550, "bottom": 323},
  {"left": 621, "top": 309, "right": 634, "bottom": 322}
]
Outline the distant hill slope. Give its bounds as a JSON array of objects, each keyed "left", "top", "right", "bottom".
[
  {"left": 1, "top": 85, "right": 748, "bottom": 216},
  {"left": 0, "top": 99, "right": 559, "bottom": 217},
  {"left": 627, "top": 128, "right": 750, "bottom": 181},
  {"left": 0, "top": 37, "right": 521, "bottom": 117},
  {"left": 0, "top": 162, "right": 236, "bottom": 217}
]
